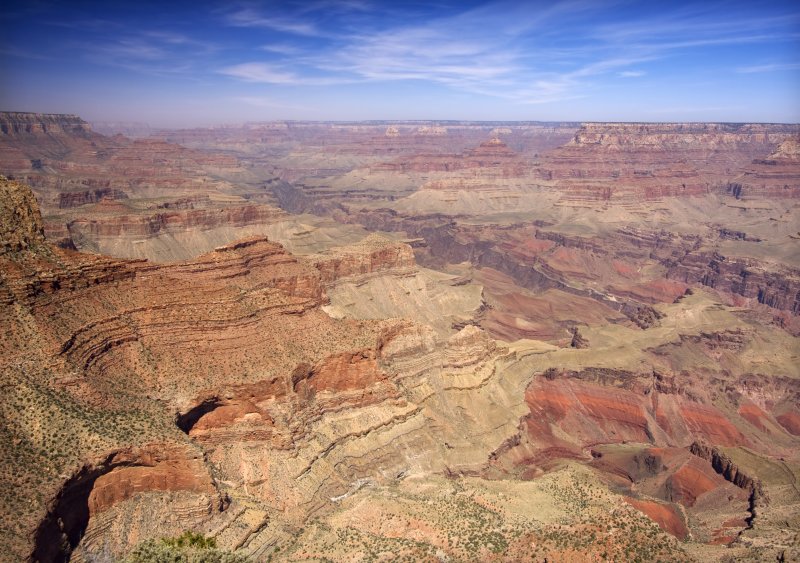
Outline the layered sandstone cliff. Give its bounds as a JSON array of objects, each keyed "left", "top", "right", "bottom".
[
  {"left": 0, "top": 112, "right": 93, "bottom": 136},
  {"left": 372, "top": 138, "right": 531, "bottom": 177},
  {"left": 0, "top": 112, "right": 251, "bottom": 215},
  {"left": 309, "top": 234, "right": 416, "bottom": 283},
  {"left": 0, "top": 177, "right": 365, "bottom": 559},
  {"left": 536, "top": 122, "right": 799, "bottom": 202},
  {"left": 728, "top": 137, "right": 800, "bottom": 199},
  {"left": 0, "top": 178, "right": 523, "bottom": 560}
]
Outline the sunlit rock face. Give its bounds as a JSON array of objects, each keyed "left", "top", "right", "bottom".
[{"left": 535, "top": 123, "right": 799, "bottom": 202}]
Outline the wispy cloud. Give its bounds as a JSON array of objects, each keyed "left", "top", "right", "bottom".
[
  {"left": 737, "top": 62, "right": 800, "bottom": 73},
  {"left": 218, "top": 0, "right": 798, "bottom": 106},
  {"left": 307, "top": 2, "right": 660, "bottom": 102},
  {"left": 260, "top": 43, "right": 305, "bottom": 55},
  {"left": 591, "top": 6, "right": 799, "bottom": 46},
  {"left": 10, "top": 0, "right": 796, "bottom": 118},
  {"left": 220, "top": 62, "right": 302, "bottom": 84},
  {"left": 140, "top": 31, "right": 219, "bottom": 53},
  {"left": 220, "top": 62, "right": 348, "bottom": 86},
  {"left": 106, "top": 38, "right": 168, "bottom": 60},
  {"left": 73, "top": 31, "right": 219, "bottom": 78},
  {"left": 223, "top": 1, "right": 379, "bottom": 39},
  {"left": 0, "top": 46, "right": 51, "bottom": 60},
  {"left": 225, "top": 7, "right": 321, "bottom": 36},
  {"left": 44, "top": 18, "right": 122, "bottom": 31}
]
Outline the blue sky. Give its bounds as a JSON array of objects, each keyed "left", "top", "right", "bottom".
[{"left": 1, "top": 0, "right": 798, "bottom": 126}]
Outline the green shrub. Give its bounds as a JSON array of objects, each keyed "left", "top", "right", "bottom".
[{"left": 124, "top": 531, "right": 249, "bottom": 563}]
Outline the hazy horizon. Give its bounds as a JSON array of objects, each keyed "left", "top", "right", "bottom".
[{"left": 2, "top": 0, "right": 798, "bottom": 127}]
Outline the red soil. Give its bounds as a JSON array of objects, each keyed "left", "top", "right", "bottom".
[
  {"left": 776, "top": 411, "right": 800, "bottom": 436},
  {"left": 667, "top": 458, "right": 724, "bottom": 507},
  {"left": 624, "top": 498, "right": 689, "bottom": 539},
  {"left": 679, "top": 403, "right": 747, "bottom": 446},
  {"left": 738, "top": 403, "right": 770, "bottom": 433}
]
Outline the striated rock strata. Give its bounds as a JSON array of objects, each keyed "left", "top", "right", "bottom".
[{"left": 0, "top": 178, "right": 528, "bottom": 560}]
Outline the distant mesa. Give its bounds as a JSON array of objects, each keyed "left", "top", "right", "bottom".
[
  {"left": 0, "top": 112, "right": 92, "bottom": 136},
  {"left": 490, "top": 127, "right": 512, "bottom": 137},
  {"left": 765, "top": 136, "right": 800, "bottom": 161},
  {"left": 415, "top": 125, "right": 447, "bottom": 136},
  {"left": 90, "top": 121, "right": 153, "bottom": 138}
]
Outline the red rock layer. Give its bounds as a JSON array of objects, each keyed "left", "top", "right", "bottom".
[
  {"left": 665, "top": 457, "right": 723, "bottom": 507},
  {"left": 729, "top": 137, "right": 800, "bottom": 199},
  {"left": 536, "top": 122, "right": 798, "bottom": 202},
  {"left": 1, "top": 177, "right": 408, "bottom": 559},
  {"left": 87, "top": 444, "right": 216, "bottom": 516},
  {"left": 519, "top": 369, "right": 754, "bottom": 456},
  {"left": 372, "top": 138, "right": 531, "bottom": 177},
  {"left": 524, "top": 376, "right": 652, "bottom": 447},
  {"left": 300, "top": 350, "right": 386, "bottom": 393},
  {"left": 776, "top": 411, "right": 800, "bottom": 435},
  {"left": 624, "top": 498, "right": 689, "bottom": 539},
  {"left": 67, "top": 203, "right": 286, "bottom": 238},
  {"left": 0, "top": 112, "right": 244, "bottom": 212},
  {"left": 310, "top": 234, "right": 416, "bottom": 283},
  {"left": 676, "top": 403, "right": 747, "bottom": 446},
  {"left": 738, "top": 403, "right": 770, "bottom": 433}
]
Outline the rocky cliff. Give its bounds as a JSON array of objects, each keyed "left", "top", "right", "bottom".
[
  {"left": 0, "top": 112, "right": 93, "bottom": 136},
  {"left": 372, "top": 138, "right": 531, "bottom": 177},
  {"left": 0, "top": 178, "right": 527, "bottom": 560},
  {"left": 728, "top": 137, "right": 800, "bottom": 199},
  {"left": 66, "top": 203, "right": 286, "bottom": 248},
  {"left": 0, "top": 177, "right": 364, "bottom": 559},
  {"left": 536, "top": 122, "right": 799, "bottom": 202},
  {"left": 309, "top": 233, "right": 416, "bottom": 283},
  {"left": 0, "top": 111, "right": 251, "bottom": 216},
  {"left": 0, "top": 175, "right": 47, "bottom": 254},
  {"left": 667, "top": 250, "right": 800, "bottom": 313}
]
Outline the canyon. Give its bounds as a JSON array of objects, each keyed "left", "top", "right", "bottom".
[{"left": 1, "top": 112, "right": 799, "bottom": 562}]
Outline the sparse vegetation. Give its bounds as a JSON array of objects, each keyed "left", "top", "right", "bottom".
[{"left": 124, "top": 531, "right": 249, "bottom": 562}]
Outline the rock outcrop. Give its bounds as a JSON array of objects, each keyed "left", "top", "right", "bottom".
[
  {"left": 667, "top": 251, "right": 800, "bottom": 313},
  {"left": 0, "top": 111, "right": 248, "bottom": 217},
  {"left": 0, "top": 177, "right": 369, "bottom": 559},
  {"left": 0, "top": 175, "right": 47, "bottom": 254},
  {"left": 33, "top": 443, "right": 223, "bottom": 563},
  {"left": 309, "top": 234, "right": 416, "bottom": 283},
  {"left": 58, "top": 187, "right": 130, "bottom": 208},
  {"left": 729, "top": 136, "right": 800, "bottom": 199},
  {"left": 0, "top": 112, "right": 93, "bottom": 136},
  {"left": 535, "top": 122, "right": 798, "bottom": 202},
  {"left": 372, "top": 138, "right": 531, "bottom": 177},
  {"left": 0, "top": 178, "right": 523, "bottom": 560}
]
